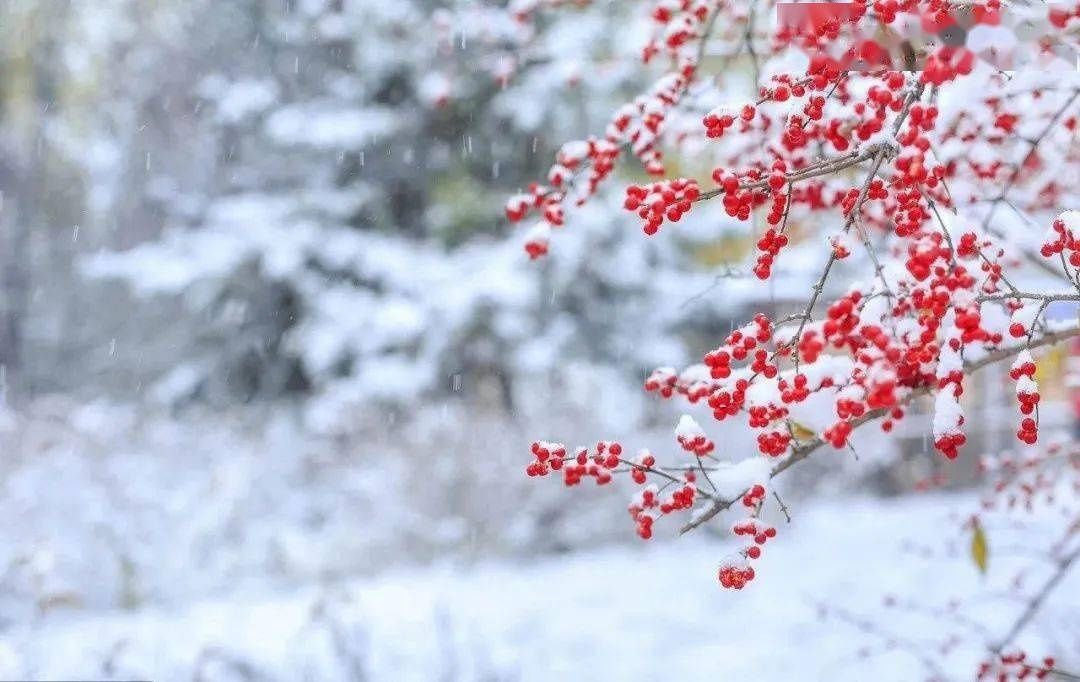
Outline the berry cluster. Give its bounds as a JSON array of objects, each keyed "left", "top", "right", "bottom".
[
  {"left": 508, "top": 68, "right": 695, "bottom": 255},
  {"left": 675, "top": 414, "right": 714, "bottom": 456},
  {"left": 760, "top": 77, "right": 802, "bottom": 104},
  {"left": 798, "top": 330, "right": 825, "bottom": 364},
  {"left": 527, "top": 417, "right": 733, "bottom": 539},
  {"left": 526, "top": 440, "right": 625, "bottom": 486},
  {"left": 823, "top": 420, "right": 854, "bottom": 449},
  {"left": 778, "top": 373, "right": 811, "bottom": 403},
  {"left": 747, "top": 403, "right": 788, "bottom": 428},
  {"left": 776, "top": 3, "right": 865, "bottom": 52},
  {"left": 523, "top": 222, "right": 551, "bottom": 260},
  {"left": 623, "top": 178, "right": 700, "bottom": 235},
  {"left": 956, "top": 231, "right": 980, "bottom": 259},
  {"left": 630, "top": 449, "right": 656, "bottom": 484},
  {"left": 643, "top": 0, "right": 713, "bottom": 63},
  {"left": 753, "top": 227, "right": 790, "bottom": 279},
  {"left": 705, "top": 378, "right": 748, "bottom": 421},
  {"left": 823, "top": 292, "right": 862, "bottom": 341},
  {"left": 525, "top": 440, "right": 567, "bottom": 477},
  {"left": 920, "top": 45, "right": 975, "bottom": 86},
  {"left": 551, "top": 138, "right": 621, "bottom": 196},
  {"left": 644, "top": 364, "right": 716, "bottom": 404},
  {"left": 717, "top": 561, "right": 756, "bottom": 590},
  {"left": 703, "top": 103, "right": 756, "bottom": 138},
  {"left": 740, "top": 484, "right": 767, "bottom": 510},
  {"left": 628, "top": 472, "right": 698, "bottom": 539},
  {"left": 1040, "top": 212, "right": 1080, "bottom": 265},
  {"left": 1010, "top": 351, "right": 1040, "bottom": 444},
  {"left": 953, "top": 304, "right": 994, "bottom": 346},
  {"left": 643, "top": 366, "right": 678, "bottom": 398},
  {"left": 734, "top": 517, "right": 777, "bottom": 554},
  {"left": 977, "top": 652, "right": 1057, "bottom": 681},
  {"left": 527, "top": 414, "right": 786, "bottom": 587},
  {"left": 1015, "top": 416, "right": 1039, "bottom": 446},
  {"left": 506, "top": 183, "right": 563, "bottom": 226},
  {"left": 1008, "top": 322, "right": 1026, "bottom": 339},
  {"left": 718, "top": 517, "right": 778, "bottom": 590},
  {"left": 703, "top": 316, "right": 774, "bottom": 380},
  {"left": 1049, "top": 5, "right": 1079, "bottom": 27},
  {"left": 756, "top": 427, "right": 793, "bottom": 457}
]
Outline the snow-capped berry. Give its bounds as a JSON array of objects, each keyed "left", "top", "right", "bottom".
[
  {"left": 624, "top": 178, "right": 700, "bottom": 235},
  {"left": 675, "top": 414, "right": 714, "bottom": 456},
  {"left": 523, "top": 222, "right": 551, "bottom": 259}
]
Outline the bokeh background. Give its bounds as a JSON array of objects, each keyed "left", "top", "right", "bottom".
[{"left": 0, "top": 1, "right": 1077, "bottom": 679}]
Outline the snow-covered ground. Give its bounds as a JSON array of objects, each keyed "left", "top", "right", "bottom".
[{"left": 2, "top": 494, "right": 1075, "bottom": 681}]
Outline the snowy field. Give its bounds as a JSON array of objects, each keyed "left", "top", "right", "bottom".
[{"left": 1, "top": 494, "right": 1075, "bottom": 681}]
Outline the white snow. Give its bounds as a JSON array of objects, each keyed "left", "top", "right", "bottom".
[
  {"left": 3, "top": 496, "right": 1074, "bottom": 681},
  {"left": 933, "top": 389, "right": 964, "bottom": 438},
  {"left": 1015, "top": 375, "right": 1038, "bottom": 395},
  {"left": 1013, "top": 350, "right": 1035, "bottom": 372},
  {"left": 675, "top": 414, "right": 705, "bottom": 440},
  {"left": 709, "top": 456, "right": 772, "bottom": 500},
  {"left": 936, "top": 344, "right": 963, "bottom": 378}
]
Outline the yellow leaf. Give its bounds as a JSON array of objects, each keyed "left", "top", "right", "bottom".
[
  {"left": 970, "top": 519, "right": 989, "bottom": 575},
  {"left": 788, "top": 420, "right": 817, "bottom": 442}
]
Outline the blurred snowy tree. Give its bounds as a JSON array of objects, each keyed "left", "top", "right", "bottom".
[
  {"left": 76, "top": 0, "right": 715, "bottom": 430},
  {"left": 0, "top": 0, "right": 219, "bottom": 398}
]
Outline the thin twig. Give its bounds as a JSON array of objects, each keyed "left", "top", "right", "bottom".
[
  {"left": 991, "top": 542, "right": 1080, "bottom": 654},
  {"left": 772, "top": 490, "right": 792, "bottom": 523}
]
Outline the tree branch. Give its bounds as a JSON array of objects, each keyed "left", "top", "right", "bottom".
[{"left": 680, "top": 324, "right": 1080, "bottom": 535}]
